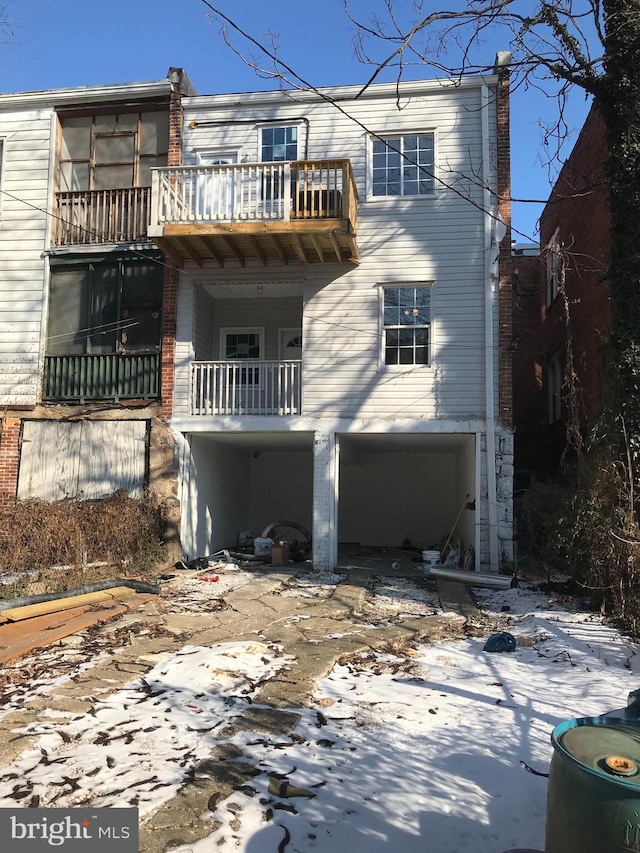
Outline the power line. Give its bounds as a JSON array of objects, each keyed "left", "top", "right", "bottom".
[{"left": 198, "top": 0, "right": 533, "bottom": 243}]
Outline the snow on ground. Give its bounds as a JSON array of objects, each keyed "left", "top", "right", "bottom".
[{"left": 1, "top": 577, "right": 639, "bottom": 852}]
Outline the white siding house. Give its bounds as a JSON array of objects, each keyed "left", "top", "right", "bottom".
[
  {"left": 150, "top": 65, "right": 514, "bottom": 571},
  {"left": 0, "top": 75, "right": 190, "bottom": 507}
]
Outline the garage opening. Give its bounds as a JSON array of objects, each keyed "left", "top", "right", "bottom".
[
  {"left": 338, "top": 433, "right": 476, "bottom": 561},
  {"left": 184, "top": 431, "right": 314, "bottom": 559}
]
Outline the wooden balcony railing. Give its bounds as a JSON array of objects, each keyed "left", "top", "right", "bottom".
[
  {"left": 148, "top": 160, "right": 359, "bottom": 266},
  {"left": 152, "top": 160, "right": 356, "bottom": 225},
  {"left": 43, "top": 353, "right": 160, "bottom": 402},
  {"left": 53, "top": 187, "right": 152, "bottom": 246},
  {"left": 191, "top": 360, "right": 301, "bottom": 416}
]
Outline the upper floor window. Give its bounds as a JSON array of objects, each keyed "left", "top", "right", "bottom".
[
  {"left": 260, "top": 126, "right": 299, "bottom": 162},
  {"left": 57, "top": 110, "right": 169, "bottom": 192},
  {"left": 372, "top": 134, "right": 434, "bottom": 197},
  {"left": 546, "top": 228, "right": 562, "bottom": 306},
  {"left": 382, "top": 284, "right": 431, "bottom": 365}
]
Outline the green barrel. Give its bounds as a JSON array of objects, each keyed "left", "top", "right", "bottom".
[{"left": 546, "top": 716, "right": 640, "bottom": 852}]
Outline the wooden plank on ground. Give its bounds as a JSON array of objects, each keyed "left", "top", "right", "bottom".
[
  {"left": 0, "top": 593, "right": 156, "bottom": 665},
  {"left": 0, "top": 586, "right": 145, "bottom": 622}
]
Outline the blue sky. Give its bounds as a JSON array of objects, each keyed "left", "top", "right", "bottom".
[{"left": 0, "top": 0, "right": 593, "bottom": 242}]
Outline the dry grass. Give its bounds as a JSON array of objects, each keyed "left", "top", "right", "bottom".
[{"left": 0, "top": 491, "right": 165, "bottom": 599}]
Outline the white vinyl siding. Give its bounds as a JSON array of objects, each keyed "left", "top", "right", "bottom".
[
  {"left": 0, "top": 109, "right": 53, "bottom": 405},
  {"left": 173, "top": 79, "right": 495, "bottom": 421}
]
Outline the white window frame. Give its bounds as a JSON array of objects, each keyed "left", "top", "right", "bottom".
[
  {"left": 192, "top": 147, "right": 241, "bottom": 166},
  {"left": 257, "top": 124, "right": 301, "bottom": 163},
  {"left": 219, "top": 326, "right": 265, "bottom": 389},
  {"left": 379, "top": 283, "right": 432, "bottom": 368},
  {"left": 219, "top": 327, "right": 265, "bottom": 361},
  {"left": 546, "top": 228, "right": 561, "bottom": 307},
  {"left": 368, "top": 130, "right": 436, "bottom": 200},
  {"left": 546, "top": 351, "right": 563, "bottom": 424}
]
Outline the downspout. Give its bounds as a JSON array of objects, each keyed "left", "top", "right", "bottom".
[{"left": 481, "top": 82, "right": 499, "bottom": 571}]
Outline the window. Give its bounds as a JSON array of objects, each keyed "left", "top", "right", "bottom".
[
  {"left": 58, "top": 110, "right": 169, "bottom": 191},
  {"left": 546, "top": 351, "right": 563, "bottom": 424},
  {"left": 546, "top": 229, "right": 562, "bottom": 306},
  {"left": 47, "top": 258, "right": 163, "bottom": 355},
  {"left": 260, "top": 126, "right": 298, "bottom": 162},
  {"left": 220, "top": 327, "right": 264, "bottom": 386},
  {"left": 382, "top": 285, "right": 431, "bottom": 365},
  {"left": 372, "top": 134, "right": 434, "bottom": 197},
  {"left": 260, "top": 126, "right": 299, "bottom": 204}
]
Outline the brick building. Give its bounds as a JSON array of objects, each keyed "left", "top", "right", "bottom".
[{"left": 513, "top": 106, "right": 610, "bottom": 479}]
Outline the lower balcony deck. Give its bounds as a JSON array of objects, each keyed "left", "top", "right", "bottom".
[
  {"left": 43, "top": 353, "right": 160, "bottom": 403},
  {"left": 191, "top": 360, "right": 301, "bottom": 416}
]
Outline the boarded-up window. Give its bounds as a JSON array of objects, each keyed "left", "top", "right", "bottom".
[{"left": 17, "top": 420, "right": 147, "bottom": 501}]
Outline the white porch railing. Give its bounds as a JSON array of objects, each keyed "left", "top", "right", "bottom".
[
  {"left": 151, "top": 160, "right": 353, "bottom": 225},
  {"left": 191, "top": 360, "right": 302, "bottom": 416}
]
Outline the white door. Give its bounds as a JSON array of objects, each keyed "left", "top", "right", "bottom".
[
  {"left": 278, "top": 328, "right": 302, "bottom": 413},
  {"left": 219, "top": 327, "right": 264, "bottom": 413},
  {"left": 195, "top": 150, "right": 238, "bottom": 220},
  {"left": 278, "top": 328, "right": 302, "bottom": 360}
]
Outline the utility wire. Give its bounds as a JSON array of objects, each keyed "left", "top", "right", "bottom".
[
  {"left": 0, "top": 186, "right": 514, "bottom": 353},
  {"left": 198, "top": 0, "right": 533, "bottom": 243}
]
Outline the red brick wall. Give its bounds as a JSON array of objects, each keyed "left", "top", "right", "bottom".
[
  {"left": 512, "top": 253, "right": 545, "bottom": 475},
  {"left": 516, "top": 107, "right": 610, "bottom": 473},
  {"left": 496, "top": 62, "right": 513, "bottom": 428},
  {"left": 160, "top": 80, "right": 184, "bottom": 420},
  {"left": 0, "top": 418, "right": 21, "bottom": 505}
]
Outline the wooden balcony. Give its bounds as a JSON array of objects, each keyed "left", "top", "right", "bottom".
[
  {"left": 53, "top": 187, "right": 151, "bottom": 246},
  {"left": 43, "top": 353, "right": 160, "bottom": 403},
  {"left": 149, "top": 160, "right": 359, "bottom": 267},
  {"left": 192, "top": 360, "right": 301, "bottom": 416}
]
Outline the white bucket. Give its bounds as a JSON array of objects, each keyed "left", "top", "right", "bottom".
[
  {"left": 253, "top": 536, "right": 273, "bottom": 557},
  {"left": 422, "top": 550, "right": 441, "bottom": 571}
]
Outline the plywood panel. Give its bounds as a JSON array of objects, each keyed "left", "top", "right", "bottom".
[
  {"left": 18, "top": 420, "right": 81, "bottom": 501},
  {"left": 17, "top": 420, "right": 148, "bottom": 501},
  {"left": 80, "top": 420, "right": 147, "bottom": 499}
]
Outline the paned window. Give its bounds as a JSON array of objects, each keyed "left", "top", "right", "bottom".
[
  {"left": 58, "top": 110, "right": 169, "bottom": 192},
  {"left": 372, "top": 134, "right": 434, "bottom": 197},
  {"left": 383, "top": 285, "right": 431, "bottom": 365},
  {"left": 260, "top": 126, "right": 299, "bottom": 203},
  {"left": 220, "top": 328, "right": 264, "bottom": 386},
  {"left": 261, "top": 126, "right": 298, "bottom": 162}
]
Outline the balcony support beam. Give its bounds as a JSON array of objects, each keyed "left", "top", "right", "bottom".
[
  {"left": 220, "top": 236, "right": 245, "bottom": 267},
  {"left": 248, "top": 236, "right": 268, "bottom": 266},
  {"left": 193, "top": 236, "right": 224, "bottom": 267},
  {"left": 309, "top": 234, "right": 324, "bottom": 263},
  {"left": 269, "top": 235, "right": 289, "bottom": 265},
  {"left": 290, "top": 233, "right": 308, "bottom": 264},
  {"left": 175, "top": 237, "right": 204, "bottom": 267}
]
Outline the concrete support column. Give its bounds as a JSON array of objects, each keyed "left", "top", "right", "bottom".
[{"left": 312, "top": 428, "right": 336, "bottom": 571}]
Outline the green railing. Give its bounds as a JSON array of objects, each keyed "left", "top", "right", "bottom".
[{"left": 43, "top": 353, "right": 160, "bottom": 402}]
